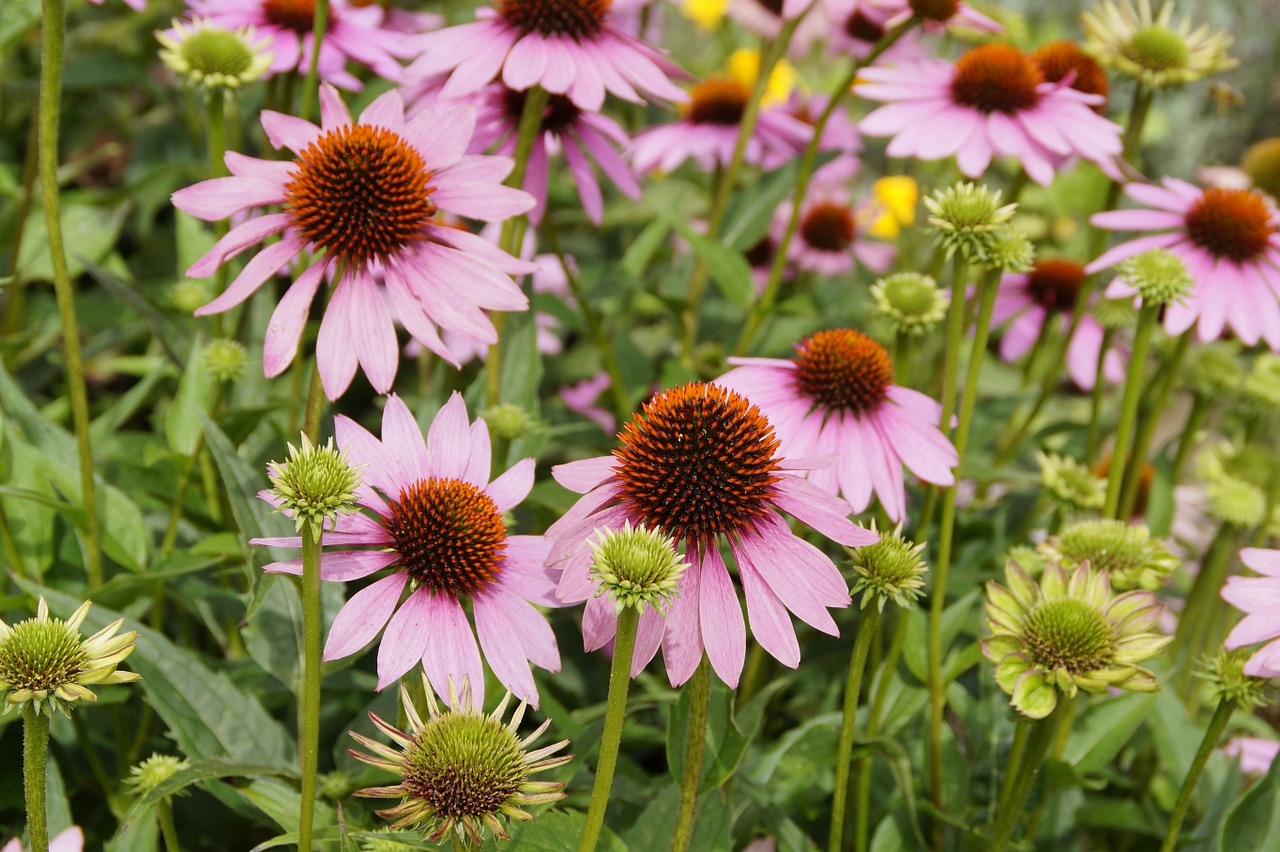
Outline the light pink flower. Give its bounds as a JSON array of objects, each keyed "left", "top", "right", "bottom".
[
  {"left": 1223, "top": 548, "right": 1280, "bottom": 677},
  {"left": 994, "top": 259, "right": 1124, "bottom": 390},
  {"left": 783, "top": 91, "right": 863, "bottom": 183},
  {"left": 826, "top": 0, "right": 927, "bottom": 63},
  {"left": 88, "top": 0, "right": 145, "bottom": 9},
  {"left": 560, "top": 371, "right": 616, "bottom": 434},
  {"left": 400, "top": 1, "right": 686, "bottom": 112},
  {"left": 630, "top": 78, "right": 810, "bottom": 174},
  {"left": 186, "top": 0, "right": 413, "bottom": 90},
  {"left": 864, "top": 0, "right": 1003, "bottom": 33},
  {"left": 2, "top": 827, "right": 83, "bottom": 852},
  {"left": 716, "top": 329, "right": 956, "bottom": 522},
  {"left": 1223, "top": 737, "right": 1280, "bottom": 774},
  {"left": 727, "top": 0, "right": 829, "bottom": 52},
  {"left": 171, "top": 84, "right": 535, "bottom": 399},
  {"left": 1090, "top": 180, "right": 1280, "bottom": 349},
  {"left": 546, "top": 382, "right": 879, "bottom": 688},
  {"left": 253, "top": 393, "right": 562, "bottom": 706},
  {"left": 858, "top": 43, "right": 1123, "bottom": 186},
  {"left": 772, "top": 186, "right": 896, "bottom": 277}
]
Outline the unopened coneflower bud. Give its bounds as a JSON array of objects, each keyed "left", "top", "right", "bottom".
[
  {"left": 1206, "top": 475, "right": 1266, "bottom": 529},
  {"left": 1242, "top": 138, "right": 1280, "bottom": 200},
  {"left": 1082, "top": 0, "right": 1236, "bottom": 89},
  {"left": 266, "top": 435, "right": 363, "bottom": 537},
  {"left": 349, "top": 675, "right": 571, "bottom": 845},
  {"left": 1093, "top": 297, "right": 1138, "bottom": 331},
  {"left": 169, "top": 280, "right": 211, "bottom": 315},
  {"left": 1119, "top": 248, "right": 1192, "bottom": 306},
  {"left": 1040, "top": 519, "right": 1178, "bottom": 592},
  {"left": 1037, "top": 451, "right": 1106, "bottom": 512},
  {"left": 984, "top": 226, "right": 1036, "bottom": 273},
  {"left": 1199, "top": 648, "right": 1273, "bottom": 709},
  {"left": 847, "top": 522, "right": 928, "bottom": 611},
  {"left": 1006, "top": 545, "right": 1046, "bottom": 575},
  {"left": 871, "top": 273, "right": 949, "bottom": 337},
  {"left": 203, "top": 338, "right": 247, "bottom": 384},
  {"left": 482, "top": 403, "right": 535, "bottom": 442},
  {"left": 925, "top": 182, "right": 1018, "bottom": 262},
  {"left": 1183, "top": 341, "right": 1242, "bottom": 398},
  {"left": 0, "top": 597, "right": 141, "bottom": 717},
  {"left": 1238, "top": 353, "right": 1280, "bottom": 418},
  {"left": 589, "top": 522, "right": 687, "bottom": 615},
  {"left": 319, "top": 769, "right": 356, "bottom": 802},
  {"left": 157, "top": 18, "right": 273, "bottom": 90},
  {"left": 125, "top": 754, "right": 191, "bottom": 796}
]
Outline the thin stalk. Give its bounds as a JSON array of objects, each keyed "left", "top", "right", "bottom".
[
  {"left": 40, "top": 0, "right": 102, "bottom": 588},
  {"left": 830, "top": 608, "right": 882, "bottom": 852},
  {"left": 671, "top": 658, "right": 711, "bottom": 852},
  {"left": 205, "top": 90, "right": 231, "bottom": 336},
  {"left": 1119, "top": 331, "right": 1191, "bottom": 518},
  {"left": 1171, "top": 393, "right": 1210, "bottom": 484},
  {"left": 297, "top": 0, "right": 330, "bottom": 122},
  {"left": 1174, "top": 524, "right": 1236, "bottom": 692},
  {"left": 158, "top": 799, "right": 181, "bottom": 852},
  {"left": 855, "top": 611, "right": 908, "bottom": 852},
  {"left": 736, "top": 642, "right": 769, "bottom": 711},
  {"left": 297, "top": 524, "right": 323, "bottom": 852},
  {"left": 2, "top": 120, "right": 40, "bottom": 346},
  {"left": 997, "top": 721, "right": 1032, "bottom": 813},
  {"left": 23, "top": 706, "right": 50, "bottom": 852},
  {"left": 1160, "top": 698, "right": 1237, "bottom": 852},
  {"left": 578, "top": 608, "right": 640, "bottom": 852},
  {"left": 1104, "top": 305, "right": 1159, "bottom": 518},
  {"left": 1084, "top": 328, "right": 1115, "bottom": 462},
  {"left": 988, "top": 698, "right": 1074, "bottom": 852}
]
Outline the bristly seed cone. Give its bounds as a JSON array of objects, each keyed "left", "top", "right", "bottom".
[
  {"left": 800, "top": 203, "right": 856, "bottom": 252},
  {"left": 499, "top": 0, "right": 611, "bottom": 39},
  {"left": 1025, "top": 258, "right": 1086, "bottom": 313},
  {"left": 794, "top": 329, "right": 895, "bottom": 416},
  {"left": 385, "top": 479, "right": 508, "bottom": 597},
  {"left": 685, "top": 79, "right": 750, "bottom": 126},
  {"left": 1184, "top": 188, "right": 1274, "bottom": 263},
  {"left": 262, "top": 0, "right": 323, "bottom": 33},
  {"left": 950, "top": 44, "right": 1044, "bottom": 114}
]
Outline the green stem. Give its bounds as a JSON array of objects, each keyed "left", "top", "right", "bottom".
[
  {"left": 2, "top": 120, "right": 40, "bottom": 346},
  {"left": 988, "top": 699, "right": 1074, "bottom": 852},
  {"left": 997, "top": 721, "right": 1032, "bottom": 814},
  {"left": 1119, "top": 331, "right": 1191, "bottom": 517},
  {"left": 855, "top": 611, "right": 908, "bottom": 852},
  {"left": 1175, "top": 524, "right": 1236, "bottom": 692},
  {"left": 297, "top": 524, "right": 323, "bottom": 852},
  {"left": 1104, "top": 305, "right": 1159, "bottom": 518},
  {"left": 158, "top": 798, "right": 181, "bottom": 852},
  {"left": 23, "top": 706, "right": 50, "bottom": 852},
  {"left": 1171, "top": 394, "right": 1210, "bottom": 484},
  {"left": 578, "top": 608, "right": 640, "bottom": 852},
  {"left": 736, "top": 642, "right": 769, "bottom": 712},
  {"left": 671, "top": 658, "right": 711, "bottom": 852},
  {"left": 1160, "top": 699, "right": 1237, "bottom": 852},
  {"left": 297, "top": 0, "right": 330, "bottom": 122},
  {"left": 1084, "top": 327, "right": 1115, "bottom": 462},
  {"left": 205, "top": 91, "right": 228, "bottom": 179},
  {"left": 830, "top": 608, "right": 882, "bottom": 852},
  {"left": 40, "top": 0, "right": 101, "bottom": 589}
]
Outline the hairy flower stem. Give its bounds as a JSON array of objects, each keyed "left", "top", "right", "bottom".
[
  {"left": 1171, "top": 395, "right": 1210, "bottom": 482},
  {"left": 39, "top": 0, "right": 102, "bottom": 589},
  {"left": 1160, "top": 698, "right": 1237, "bottom": 852},
  {"left": 830, "top": 608, "right": 882, "bottom": 852},
  {"left": 734, "top": 20, "right": 913, "bottom": 357},
  {"left": 854, "top": 612, "right": 907, "bottom": 852},
  {"left": 158, "top": 799, "right": 182, "bottom": 852},
  {"left": 578, "top": 608, "right": 640, "bottom": 852},
  {"left": 298, "top": 0, "right": 330, "bottom": 122},
  {"left": 1084, "top": 328, "right": 1117, "bottom": 462},
  {"left": 1175, "top": 526, "right": 1238, "bottom": 696},
  {"left": 1104, "top": 305, "right": 1159, "bottom": 518},
  {"left": 1119, "top": 330, "right": 1192, "bottom": 517},
  {"left": 297, "top": 524, "right": 323, "bottom": 852},
  {"left": 23, "top": 705, "right": 50, "bottom": 852},
  {"left": 672, "top": 658, "right": 711, "bottom": 852},
  {"left": 487, "top": 85, "right": 549, "bottom": 408},
  {"left": 989, "top": 698, "right": 1074, "bottom": 852}
]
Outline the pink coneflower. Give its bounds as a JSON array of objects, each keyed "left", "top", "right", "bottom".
[
  {"left": 858, "top": 43, "right": 1123, "bottom": 186},
  {"left": 171, "top": 84, "right": 535, "bottom": 399},
  {"left": 727, "top": 0, "right": 828, "bottom": 52},
  {"left": 400, "top": 0, "right": 686, "bottom": 112},
  {"left": 89, "top": 0, "right": 145, "bottom": 9},
  {"left": 560, "top": 371, "right": 616, "bottom": 433},
  {"left": 546, "top": 382, "right": 879, "bottom": 688},
  {"left": 716, "top": 329, "right": 956, "bottom": 522},
  {"left": 1089, "top": 180, "right": 1280, "bottom": 348},
  {"left": 1222, "top": 548, "right": 1280, "bottom": 677},
  {"left": 1223, "top": 737, "right": 1280, "bottom": 774},
  {"left": 187, "top": 0, "right": 413, "bottom": 90},
  {"left": 458, "top": 82, "right": 640, "bottom": 224},
  {"left": 994, "top": 259, "right": 1124, "bottom": 390},
  {"left": 783, "top": 91, "right": 862, "bottom": 182},
  {"left": 254, "top": 393, "right": 563, "bottom": 705},
  {"left": 869, "top": 0, "right": 1002, "bottom": 33},
  {"left": 629, "top": 78, "right": 810, "bottom": 174},
  {"left": 827, "top": 0, "right": 926, "bottom": 63},
  {"left": 773, "top": 186, "right": 896, "bottom": 277}
]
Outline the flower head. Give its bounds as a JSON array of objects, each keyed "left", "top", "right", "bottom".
[
  {"left": 1039, "top": 520, "right": 1178, "bottom": 592},
  {"left": 871, "top": 273, "right": 949, "bottom": 337},
  {"left": 350, "top": 675, "right": 570, "bottom": 844},
  {"left": 1239, "top": 353, "right": 1280, "bottom": 419},
  {"left": 204, "top": 338, "right": 248, "bottom": 383},
  {"left": 985, "top": 226, "right": 1036, "bottom": 273},
  {"left": 1243, "top": 138, "right": 1280, "bottom": 201},
  {"left": 983, "top": 562, "right": 1171, "bottom": 718},
  {"left": 126, "top": 754, "right": 192, "bottom": 797},
  {"left": 1223, "top": 548, "right": 1280, "bottom": 677},
  {"left": 481, "top": 403, "right": 536, "bottom": 442},
  {"left": 157, "top": 18, "right": 273, "bottom": 90},
  {"left": 589, "top": 522, "right": 688, "bottom": 615},
  {"left": 0, "top": 598, "right": 141, "bottom": 716},
  {"left": 1183, "top": 341, "right": 1243, "bottom": 398},
  {"left": 1118, "top": 248, "right": 1193, "bottom": 306},
  {"left": 1082, "top": 0, "right": 1236, "bottom": 88},
  {"left": 924, "top": 182, "right": 1018, "bottom": 261},
  {"left": 848, "top": 522, "right": 928, "bottom": 611},
  {"left": 266, "top": 434, "right": 363, "bottom": 537},
  {"left": 773, "top": 186, "right": 897, "bottom": 277},
  {"left": 1198, "top": 647, "right": 1273, "bottom": 709},
  {"left": 1037, "top": 451, "right": 1107, "bottom": 512},
  {"left": 1031, "top": 40, "right": 1110, "bottom": 107}
]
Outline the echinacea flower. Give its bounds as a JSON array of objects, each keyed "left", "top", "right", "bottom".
[
  {"left": 629, "top": 77, "right": 810, "bottom": 174},
  {"left": 546, "top": 382, "right": 879, "bottom": 688},
  {"left": 350, "top": 675, "right": 570, "bottom": 843},
  {"left": 1082, "top": 0, "right": 1236, "bottom": 89},
  {"left": 871, "top": 272, "right": 949, "bottom": 337},
  {"left": 1037, "top": 451, "right": 1107, "bottom": 512},
  {"left": 717, "top": 330, "right": 957, "bottom": 522},
  {"left": 1199, "top": 647, "right": 1273, "bottom": 709},
  {"left": 983, "top": 561, "right": 1170, "bottom": 719},
  {"left": 1030, "top": 40, "right": 1110, "bottom": 109},
  {"left": 560, "top": 371, "right": 616, "bottom": 433},
  {"left": 1038, "top": 519, "right": 1178, "bottom": 593},
  {"left": 1, "top": 827, "right": 84, "bottom": 852},
  {"left": 1222, "top": 548, "right": 1280, "bottom": 676},
  {"left": 994, "top": 258, "right": 1125, "bottom": 390},
  {"left": 400, "top": 0, "right": 686, "bottom": 111},
  {"left": 171, "top": 84, "right": 536, "bottom": 399},
  {"left": 187, "top": 0, "right": 414, "bottom": 90},
  {"left": 828, "top": 1, "right": 926, "bottom": 63},
  {"left": 772, "top": 186, "right": 896, "bottom": 277},
  {"left": 874, "top": 0, "right": 1002, "bottom": 33},
  {"left": 157, "top": 18, "right": 274, "bottom": 90},
  {"left": 858, "top": 43, "right": 1124, "bottom": 186},
  {"left": 0, "top": 598, "right": 141, "bottom": 716},
  {"left": 1089, "top": 180, "right": 1280, "bottom": 349},
  {"left": 848, "top": 522, "right": 928, "bottom": 612},
  {"left": 253, "top": 393, "right": 562, "bottom": 705},
  {"left": 726, "top": 0, "right": 828, "bottom": 53},
  {"left": 1223, "top": 737, "right": 1280, "bottom": 774}
]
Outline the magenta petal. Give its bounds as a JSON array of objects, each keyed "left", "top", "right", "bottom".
[
  {"left": 463, "top": 421, "right": 492, "bottom": 488},
  {"left": 473, "top": 591, "right": 538, "bottom": 705},
  {"left": 426, "top": 392, "right": 473, "bottom": 480},
  {"left": 172, "top": 177, "right": 283, "bottom": 222},
  {"left": 487, "top": 458, "right": 535, "bottom": 512},
  {"left": 421, "top": 594, "right": 486, "bottom": 708},
  {"left": 661, "top": 555, "right": 704, "bottom": 687},
  {"left": 196, "top": 235, "right": 304, "bottom": 316},
  {"left": 324, "top": 571, "right": 407, "bottom": 661},
  {"left": 379, "top": 394, "right": 430, "bottom": 487},
  {"left": 1225, "top": 612, "right": 1280, "bottom": 648},
  {"left": 552, "top": 456, "right": 617, "bottom": 493},
  {"left": 631, "top": 607, "right": 665, "bottom": 677},
  {"left": 499, "top": 535, "right": 562, "bottom": 607},
  {"left": 736, "top": 546, "right": 800, "bottom": 669},
  {"left": 375, "top": 587, "right": 432, "bottom": 690},
  {"left": 317, "top": 549, "right": 400, "bottom": 581},
  {"left": 263, "top": 262, "right": 325, "bottom": 378},
  {"left": 188, "top": 212, "right": 291, "bottom": 278},
  {"left": 1243, "top": 641, "right": 1280, "bottom": 678},
  {"left": 1242, "top": 548, "right": 1280, "bottom": 577},
  {"left": 698, "top": 547, "right": 745, "bottom": 688},
  {"left": 773, "top": 476, "right": 877, "bottom": 546},
  {"left": 582, "top": 594, "right": 618, "bottom": 652}
]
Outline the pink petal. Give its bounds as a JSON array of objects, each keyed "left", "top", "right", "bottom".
[
  {"left": 375, "top": 587, "right": 433, "bottom": 690},
  {"left": 698, "top": 546, "right": 745, "bottom": 687},
  {"left": 487, "top": 458, "right": 535, "bottom": 512},
  {"left": 324, "top": 571, "right": 407, "bottom": 660},
  {"left": 661, "top": 555, "right": 704, "bottom": 687},
  {"left": 421, "top": 594, "right": 486, "bottom": 707},
  {"left": 263, "top": 262, "right": 325, "bottom": 377},
  {"left": 736, "top": 546, "right": 800, "bottom": 669},
  {"left": 426, "top": 392, "right": 472, "bottom": 480}
]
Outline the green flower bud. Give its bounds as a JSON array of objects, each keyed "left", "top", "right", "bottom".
[
  {"left": 1119, "top": 248, "right": 1192, "bottom": 306},
  {"left": 1242, "top": 138, "right": 1280, "bottom": 201},
  {"left": 984, "top": 226, "right": 1036, "bottom": 274},
  {"left": 481, "top": 403, "right": 535, "bottom": 442},
  {"left": 1183, "top": 341, "right": 1242, "bottom": 399},
  {"left": 169, "top": 280, "right": 212, "bottom": 315},
  {"left": 203, "top": 338, "right": 247, "bottom": 384},
  {"left": 847, "top": 522, "right": 929, "bottom": 611},
  {"left": 1040, "top": 519, "right": 1178, "bottom": 592},
  {"left": 266, "top": 435, "right": 364, "bottom": 537},
  {"left": 589, "top": 522, "right": 688, "bottom": 615},
  {"left": 1239, "top": 353, "right": 1280, "bottom": 418},
  {"left": 1037, "top": 451, "right": 1107, "bottom": 512},
  {"left": 1198, "top": 648, "right": 1273, "bottom": 710},
  {"left": 126, "top": 754, "right": 191, "bottom": 797},
  {"left": 1092, "top": 297, "right": 1138, "bottom": 331},
  {"left": 871, "top": 273, "right": 949, "bottom": 338},
  {"left": 924, "top": 182, "right": 1018, "bottom": 262}
]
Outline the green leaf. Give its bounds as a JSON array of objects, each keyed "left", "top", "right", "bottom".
[
  {"left": 235, "top": 777, "right": 337, "bottom": 835},
  {"left": 1064, "top": 691, "right": 1160, "bottom": 777},
  {"left": 166, "top": 337, "right": 212, "bottom": 456},
  {"left": 119, "top": 761, "right": 296, "bottom": 831},
  {"left": 621, "top": 220, "right": 671, "bottom": 278},
  {"left": 0, "top": 0, "right": 40, "bottom": 60},
  {"left": 666, "top": 676, "right": 780, "bottom": 792},
  {"left": 661, "top": 214, "right": 754, "bottom": 308},
  {"left": 1221, "top": 748, "right": 1280, "bottom": 850},
  {"left": 482, "top": 810, "right": 627, "bottom": 852},
  {"left": 17, "top": 203, "right": 128, "bottom": 284},
  {"left": 83, "top": 260, "right": 185, "bottom": 366}
]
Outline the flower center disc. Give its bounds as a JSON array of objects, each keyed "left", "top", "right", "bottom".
[
  {"left": 385, "top": 478, "right": 507, "bottom": 597},
  {"left": 1031, "top": 40, "right": 1109, "bottom": 102},
  {"left": 499, "top": 0, "right": 611, "bottom": 39},
  {"left": 0, "top": 621, "right": 88, "bottom": 692},
  {"left": 686, "top": 79, "right": 750, "bottom": 126},
  {"left": 754, "top": 0, "right": 785, "bottom": 16},
  {"left": 909, "top": 0, "right": 960, "bottom": 22},
  {"left": 284, "top": 124, "right": 436, "bottom": 266},
  {"left": 950, "top": 44, "right": 1044, "bottom": 115},
  {"left": 1023, "top": 598, "right": 1116, "bottom": 674},
  {"left": 1184, "top": 188, "right": 1274, "bottom": 263},
  {"left": 844, "top": 10, "right": 886, "bottom": 43},
  {"left": 502, "top": 87, "right": 582, "bottom": 135},
  {"left": 1025, "top": 258, "right": 1086, "bottom": 313},
  {"left": 613, "top": 383, "right": 782, "bottom": 551},
  {"left": 794, "top": 329, "right": 894, "bottom": 416},
  {"left": 262, "top": 0, "right": 323, "bottom": 33},
  {"left": 800, "top": 203, "right": 856, "bottom": 252},
  {"left": 404, "top": 714, "right": 526, "bottom": 818}
]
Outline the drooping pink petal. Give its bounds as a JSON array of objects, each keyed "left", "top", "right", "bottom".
[
  {"left": 375, "top": 587, "right": 433, "bottom": 690},
  {"left": 324, "top": 571, "right": 407, "bottom": 661}
]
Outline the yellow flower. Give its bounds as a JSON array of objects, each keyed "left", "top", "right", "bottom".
[
  {"left": 682, "top": 0, "right": 729, "bottom": 30},
  {"left": 867, "top": 176, "right": 919, "bottom": 239},
  {"left": 727, "top": 48, "right": 797, "bottom": 107}
]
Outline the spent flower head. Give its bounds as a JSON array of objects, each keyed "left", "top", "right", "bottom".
[
  {"left": 985, "top": 226, "right": 1036, "bottom": 273},
  {"left": 847, "top": 522, "right": 929, "bottom": 611},
  {"left": 203, "top": 338, "right": 247, "bottom": 384},
  {"left": 983, "top": 562, "right": 1171, "bottom": 718},
  {"left": 1199, "top": 648, "right": 1273, "bottom": 710},
  {"left": 157, "top": 18, "right": 272, "bottom": 90},
  {"left": 1037, "top": 451, "right": 1107, "bottom": 512},
  {"left": 1082, "top": 0, "right": 1236, "bottom": 88},
  {"left": 925, "top": 182, "right": 1018, "bottom": 262},
  {"left": 588, "top": 522, "right": 688, "bottom": 615},
  {"left": 1040, "top": 520, "right": 1179, "bottom": 593},
  {"left": 0, "top": 597, "right": 141, "bottom": 716},
  {"left": 871, "top": 273, "right": 949, "bottom": 337},
  {"left": 1119, "top": 248, "right": 1193, "bottom": 306},
  {"left": 125, "top": 754, "right": 191, "bottom": 797},
  {"left": 349, "top": 675, "right": 570, "bottom": 845},
  {"left": 266, "top": 435, "right": 363, "bottom": 537}
]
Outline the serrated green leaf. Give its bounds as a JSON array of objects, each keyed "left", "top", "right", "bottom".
[{"left": 1064, "top": 691, "right": 1159, "bottom": 777}]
